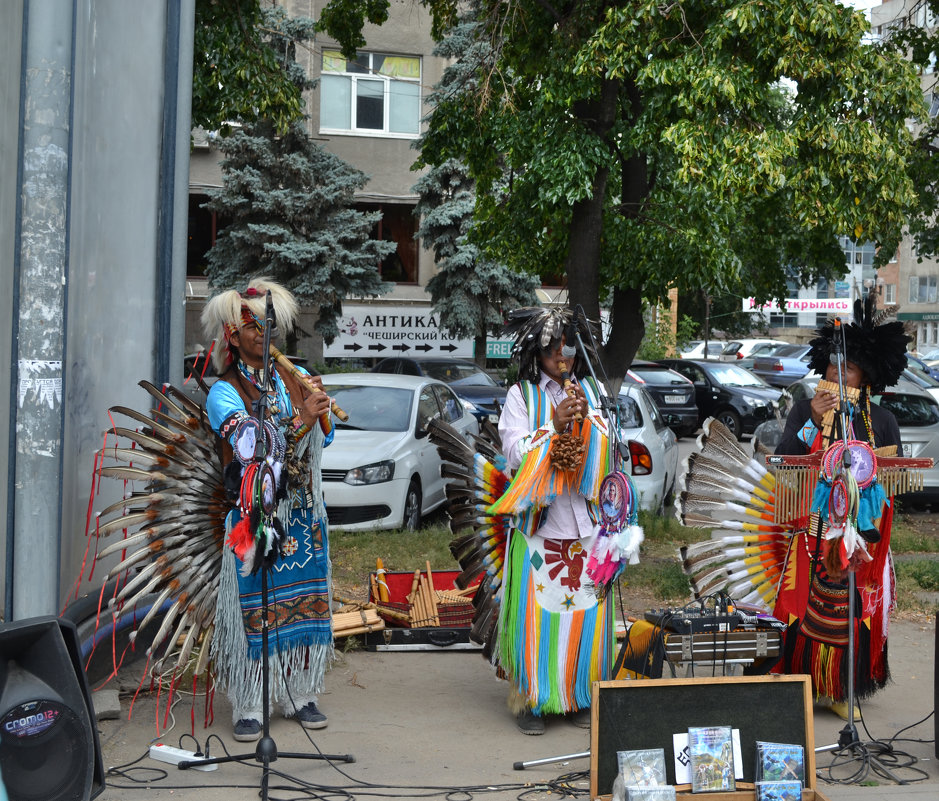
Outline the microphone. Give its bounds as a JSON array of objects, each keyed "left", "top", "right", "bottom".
[{"left": 829, "top": 318, "right": 842, "bottom": 365}]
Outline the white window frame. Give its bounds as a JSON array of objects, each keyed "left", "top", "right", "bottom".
[
  {"left": 319, "top": 50, "right": 421, "bottom": 139},
  {"left": 884, "top": 283, "right": 896, "bottom": 305}
]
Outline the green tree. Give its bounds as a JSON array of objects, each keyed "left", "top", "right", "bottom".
[
  {"left": 319, "top": 0, "right": 922, "bottom": 383},
  {"left": 412, "top": 22, "right": 540, "bottom": 366},
  {"left": 203, "top": 121, "right": 394, "bottom": 343},
  {"left": 192, "top": 1, "right": 313, "bottom": 134}
]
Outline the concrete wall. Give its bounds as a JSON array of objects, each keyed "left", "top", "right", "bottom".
[{"left": 3, "top": 0, "right": 193, "bottom": 618}]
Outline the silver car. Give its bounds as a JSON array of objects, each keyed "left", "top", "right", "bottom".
[
  {"left": 616, "top": 384, "right": 679, "bottom": 513},
  {"left": 754, "top": 374, "right": 939, "bottom": 506}
]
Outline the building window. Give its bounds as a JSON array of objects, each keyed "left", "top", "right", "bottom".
[
  {"left": 359, "top": 202, "right": 419, "bottom": 283},
  {"left": 320, "top": 50, "right": 421, "bottom": 137},
  {"left": 909, "top": 275, "right": 938, "bottom": 304},
  {"left": 884, "top": 283, "right": 896, "bottom": 305}
]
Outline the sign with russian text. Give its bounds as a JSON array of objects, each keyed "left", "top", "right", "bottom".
[
  {"left": 325, "top": 304, "right": 474, "bottom": 358},
  {"left": 742, "top": 297, "right": 852, "bottom": 314}
]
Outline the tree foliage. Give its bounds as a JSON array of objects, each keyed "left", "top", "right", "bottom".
[
  {"left": 192, "top": 0, "right": 314, "bottom": 134},
  {"left": 203, "top": 122, "right": 394, "bottom": 343},
  {"left": 319, "top": 0, "right": 922, "bottom": 380}
]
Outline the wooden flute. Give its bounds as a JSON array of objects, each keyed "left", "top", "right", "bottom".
[{"left": 269, "top": 344, "right": 349, "bottom": 421}]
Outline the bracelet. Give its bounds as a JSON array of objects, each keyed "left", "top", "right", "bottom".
[{"left": 295, "top": 423, "right": 311, "bottom": 438}]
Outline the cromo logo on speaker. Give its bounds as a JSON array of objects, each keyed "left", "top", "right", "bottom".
[{"left": 4, "top": 708, "right": 59, "bottom": 734}]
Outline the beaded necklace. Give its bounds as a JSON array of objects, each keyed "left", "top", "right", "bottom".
[{"left": 236, "top": 359, "right": 291, "bottom": 421}]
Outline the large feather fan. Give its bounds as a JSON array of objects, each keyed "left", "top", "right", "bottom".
[
  {"left": 427, "top": 418, "right": 512, "bottom": 654},
  {"left": 675, "top": 418, "right": 792, "bottom": 610},
  {"left": 83, "top": 380, "right": 230, "bottom": 682}
]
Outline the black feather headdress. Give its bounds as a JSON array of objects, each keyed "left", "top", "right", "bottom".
[
  {"left": 503, "top": 306, "right": 600, "bottom": 382},
  {"left": 806, "top": 294, "right": 910, "bottom": 393}
]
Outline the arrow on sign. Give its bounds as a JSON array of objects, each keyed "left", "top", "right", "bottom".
[
  {"left": 344, "top": 343, "right": 362, "bottom": 352},
  {"left": 414, "top": 344, "right": 432, "bottom": 352},
  {"left": 392, "top": 343, "right": 411, "bottom": 352},
  {"left": 439, "top": 344, "right": 458, "bottom": 353},
  {"left": 368, "top": 344, "right": 387, "bottom": 352}
]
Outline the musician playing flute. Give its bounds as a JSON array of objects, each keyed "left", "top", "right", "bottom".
[
  {"left": 495, "top": 307, "right": 615, "bottom": 735},
  {"left": 201, "top": 278, "right": 335, "bottom": 742},
  {"left": 773, "top": 294, "right": 909, "bottom": 719}
]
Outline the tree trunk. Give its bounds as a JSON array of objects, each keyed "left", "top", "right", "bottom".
[
  {"left": 474, "top": 332, "right": 487, "bottom": 367},
  {"left": 603, "top": 286, "right": 644, "bottom": 394}
]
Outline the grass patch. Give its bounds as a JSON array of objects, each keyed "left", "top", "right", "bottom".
[
  {"left": 888, "top": 516, "right": 939, "bottom": 553},
  {"left": 893, "top": 559, "right": 939, "bottom": 615}
]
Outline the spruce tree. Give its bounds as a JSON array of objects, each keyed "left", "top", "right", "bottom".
[
  {"left": 414, "top": 159, "right": 539, "bottom": 365},
  {"left": 413, "top": 20, "right": 539, "bottom": 366}
]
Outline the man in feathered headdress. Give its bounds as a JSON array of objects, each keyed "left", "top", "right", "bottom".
[
  {"left": 773, "top": 294, "right": 910, "bottom": 719},
  {"left": 492, "top": 306, "right": 616, "bottom": 734},
  {"left": 201, "top": 277, "right": 334, "bottom": 742}
]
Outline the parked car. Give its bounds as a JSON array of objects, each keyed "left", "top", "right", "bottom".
[
  {"left": 627, "top": 360, "right": 699, "bottom": 438},
  {"left": 918, "top": 347, "right": 939, "bottom": 368},
  {"left": 902, "top": 362, "right": 939, "bottom": 404},
  {"left": 657, "top": 359, "right": 782, "bottom": 440},
  {"left": 736, "top": 342, "right": 790, "bottom": 371},
  {"left": 679, "top": 340, "right": 725, "bottom": 359},
  {"left": 320, "top": 373, "right": 479, "bottom": 531},
  {"left": 616, "top": 384, "right": 679, "bottom": 512},
  {"left": 720, "top": 339, "right": 787, "bottom": 362},
  {"left": 751, "top": 344, "right": 812, "bottom": 387},
  {"left": 907, "top": 354, "right": 939, "bottom": 383},
  {"left": 372, "top": 357, "right": 505, "bottom": 424},
  {"left": 752, "top": 374, "right": 939, "bottom": 506}
]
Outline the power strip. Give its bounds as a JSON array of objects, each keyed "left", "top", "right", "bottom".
[{"left": 149, "top": 743, "right": 218, "bottom": 771}]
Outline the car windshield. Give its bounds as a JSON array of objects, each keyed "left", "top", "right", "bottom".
[
  {"left": 630, "top": 367, "right": 688, "bottom": 385},
  {"left": 905, "top": 364, "right": 939, "bottom": 388},
  {"left": 773, "top": 344, "right": 805, "bottom": 358},
  {"left": 874, "top": 393, "right": 939, "bottom": 427},
  {"left": 421, "top": 362, "right": 496, "bottom": 385},
  {"left": 707, "top": 364, "right": 768, "bottom": 387},
  {"left": 325, "top": 385, "right": 414, "bottom": 431},
  {"left": 920, "top": 348, "right": 939, "bottom": 361}
]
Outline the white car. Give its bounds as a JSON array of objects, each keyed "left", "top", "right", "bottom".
[
  {"left": 320, "top": 373, "right": 479, "bottom": 531},
  {"left": 616, "top": 384, "right": 679, "bottom": 513},
  {"left": 679, "top": 340, "right": 725, "bottom": 359},
  {"left": 720, "top": 339, "right": 788, "bottom": 362}
]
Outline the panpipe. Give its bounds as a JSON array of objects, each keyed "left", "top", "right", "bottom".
[{"left": 816, "top": 378, "right": 859, "bottom": 442}]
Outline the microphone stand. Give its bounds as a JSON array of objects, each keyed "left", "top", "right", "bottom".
[
  {"left": 178, "top": 292, "right": 354, "bottom": 796},
  {"left": 814, "top": 319, "right": 903, "bottom": 783}
]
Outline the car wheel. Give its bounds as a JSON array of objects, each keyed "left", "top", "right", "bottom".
[
  {"left": 716, "top": 409, "right": 742, "bottom": 440},
  {"left": 403, "top": 479, "right": 422, "bottom": 530}
]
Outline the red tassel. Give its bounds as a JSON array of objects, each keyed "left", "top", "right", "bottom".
[{"left": 226, "top": 516, "right": 253, "bottom": 560}]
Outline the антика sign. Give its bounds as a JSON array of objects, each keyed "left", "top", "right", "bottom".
[{"left": 325, "top": 304, "right": 474, "bottom": 358}]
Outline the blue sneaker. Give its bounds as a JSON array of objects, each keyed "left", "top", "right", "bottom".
[
  {"left": 296, "top": 702, "right": 327, "bottom": 729},
  {"left": 233, "top": 718, "right": 261, "bottom": 742}
]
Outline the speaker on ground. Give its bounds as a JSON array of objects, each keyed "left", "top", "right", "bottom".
[{"left": 0, "top": 616, "right": 104, "bottom": 801}]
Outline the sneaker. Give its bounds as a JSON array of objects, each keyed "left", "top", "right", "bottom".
[
  {"left": 233, "top": 718, "right": 262, "bottom": 742},
  {"left": 516, "top": 708, "right": 545, "bottom": 735},
  {"left": 296, "top": 701, "right": 328, "bottom": 730},
  {"left": 570, "top": 708, "right": 591, "bottom": 729}
]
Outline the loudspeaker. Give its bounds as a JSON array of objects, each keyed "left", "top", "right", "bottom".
[{"left": 0, "top": 616, "right": 104, "bottom": 801}]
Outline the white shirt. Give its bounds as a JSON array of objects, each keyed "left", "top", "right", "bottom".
[{"left": 498, "top": 371, "right": 597, "bottom": 541}]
